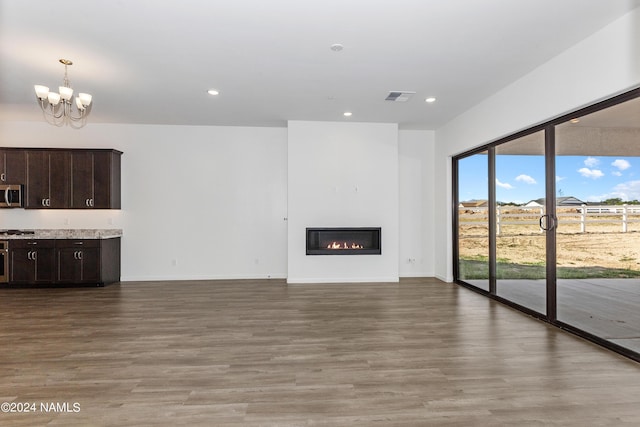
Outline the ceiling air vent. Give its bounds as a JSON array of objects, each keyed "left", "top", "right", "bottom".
[{"left": 385, "top": 91, "right": 416, "bottom": 102}]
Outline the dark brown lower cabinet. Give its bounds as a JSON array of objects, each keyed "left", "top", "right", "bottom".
[
  {"left": 9, "top": 240, "right": 56, "bottom": 284},
  {"left": 9, "top": 238, "right": 120, "bottom": 286},
  {"left": 56, "top": 240, "right": 101, "bottom": 284}
]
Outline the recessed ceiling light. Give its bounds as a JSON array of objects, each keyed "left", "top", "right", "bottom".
[
  {"left": 425, "top": 97, "right": 436, "bottom": 103},
  {"left": 330, "top": 44, "right": 344, "bottom": 52},
  {"left": 207, "top": 89, "right": 219, "bottom": 96},
  {"left": 343, "top": 112, "right": 352, "bottom": 117},
  {"left": 570, "top": 118, "right": 580, "bottom": 123}
]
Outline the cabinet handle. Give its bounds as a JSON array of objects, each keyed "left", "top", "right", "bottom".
[
  {"left": 47, "top": 198, "right": 51, "bottom": 207},
  {"left": 73, "top": 241, "right": 84, "bottom": 245},
  {"left": 27, "top": 241, "right": 38, "bottom": 245},
  {"left": 90, "top": 198, "right": 94, "bottom": 207},
  {"left": 41, "top": 198, "right": 46, "bottom": 207},
  {"left": 27, "top": 251, "right": 32, "bottom": 260},
  {"left": 86, "top": 198, "right": 90, "bottom": 207},
  {"left": 78, "top": 251, "right": 83, "bottom": 260},
  {"left": 1, "top": 173, "right": 5, "bottom": 181},
  {"left": 28, "top": 250, "right": 37, "bottom": 260},
  {"left": 4, "top": 188, "right": 9, "bottom": 206}
]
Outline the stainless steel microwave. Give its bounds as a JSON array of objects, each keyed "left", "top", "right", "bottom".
[{"left": 0, "top": 184, "right": 23, "bottom": 208}]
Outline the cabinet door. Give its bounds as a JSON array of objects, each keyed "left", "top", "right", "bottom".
[
  {"left": 9, "top": 246, "right": 55, "bottom": 284},
  {"left": 48, "top": 151, "right": 71, "bottom": 208},
  {"left": 57, "top": 248, "right": 82, "bottom": 282},
  {"left": 33, "top": 247, "right": 56, "bottom": 282},
  {"left": 79, "top": 248, "right": 100, "bottom": 282},
  {"left": 57, "top": 248, "right": 100, "bottom": 283},
  {"left": 0, "top": 149, "right": 26, "bottom": 184},
  {"left": 71, "top": 151, "right": 120, "bottom": 209},
  {"left": 25, "top": 151, "right": 49, "bottom": 208},
  {"left": 25, "top": 150, "right": 70, "bottom": 208},
  {"left": 9, "top": 248, "right": 35, "bottom": 283},
  {"left": 71, "top": 151, "right": 94, "bottom": 208},
  {"left": 92, "top": 151, "right": 117, "bottom": 209}
]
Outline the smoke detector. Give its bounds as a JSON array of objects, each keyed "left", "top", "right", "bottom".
[{"left": 385, "top": 91, "right": 416, "bottom": 102}]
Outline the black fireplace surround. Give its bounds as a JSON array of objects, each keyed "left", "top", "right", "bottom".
[{"left": 306, "top": 227, "right": 381, "bottom": 255}]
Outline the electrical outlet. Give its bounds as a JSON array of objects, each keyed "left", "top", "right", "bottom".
[{"left": 171, "top": 259, "right": 178, "bottom": 267}]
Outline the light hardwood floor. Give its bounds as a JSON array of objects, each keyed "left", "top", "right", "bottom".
[{"left": 1, "top": 278, "right": 640, "bottom": 426}]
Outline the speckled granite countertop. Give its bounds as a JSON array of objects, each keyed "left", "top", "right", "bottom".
[{"left": 0, "top": 229, "right": 122, "bottom": 239}]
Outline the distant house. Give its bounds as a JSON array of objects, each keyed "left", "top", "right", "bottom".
[
  {"left": 459, "top": 200, "right": 488, "bottom": 208},
  {"left": 524, "top": 196, "right": 585, "bottom": 207}
]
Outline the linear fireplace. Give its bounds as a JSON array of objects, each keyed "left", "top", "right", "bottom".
[{"left": 306, "top": 227, "right": 381, "bottom": 255}]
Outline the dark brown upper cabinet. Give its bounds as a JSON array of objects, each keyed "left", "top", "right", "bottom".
[
  {"left": 0, "top": 149, "right": 26, "bottom": 184},
  {"left": 25, "top": 150, "right": 71, "bottom": 208},
  {"left": 1, "top": 147, "right": 122, "bottom": 210},
  {"left": 71, "top": 150, "right": 121, "bottom": 209}
]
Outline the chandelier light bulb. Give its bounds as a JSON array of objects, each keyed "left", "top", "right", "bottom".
[
  {"left": 33, "top": 58, "right": 93, "bottom": 129},
  {"left": 47, "top": 92, "right": 61, "bottom": 105},
  {"left": 34, "top": 85, "right": 49, "bottom": 100},
  {"left": 59, "top": 86, "right": 73, "bottom": 101},
  {"left": 78, "top": 93, "right": 92, "bottom": 106},
  {"left": 75, "top": 96, "right": 85, "bottom": 111}
]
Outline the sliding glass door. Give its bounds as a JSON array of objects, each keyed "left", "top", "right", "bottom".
[
  {"left": 456, "top": 151, "right": 490, "bottom": 292},
  {"left": 555, "top": 96, "right": 640, "bottom": 354},
  {"left": 454, "top": 88, "right": 640, "bottom": 361},
  {"left": 494, "top": 131, "right": 548, "bottom": 315}
]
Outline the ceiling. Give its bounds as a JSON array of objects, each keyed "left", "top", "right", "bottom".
[{"left": 1, "top": 0, "right": 639, "bottom": 129}]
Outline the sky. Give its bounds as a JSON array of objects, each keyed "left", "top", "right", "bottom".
[{"left": 458, "top": 154, "right": 639, "bottom": 204}]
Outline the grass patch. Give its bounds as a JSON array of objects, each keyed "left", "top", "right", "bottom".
[{"left": 459, "top": 259, "right": 640, "bottom": 280}]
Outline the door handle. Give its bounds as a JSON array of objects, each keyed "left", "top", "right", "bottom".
[{"left": 539, "top": 214, "right": 557, "bottom": 231}]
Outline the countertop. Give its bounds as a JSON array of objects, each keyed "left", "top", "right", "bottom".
[{"left": 0, "top": 229, "right": 123, "bottom": 239}]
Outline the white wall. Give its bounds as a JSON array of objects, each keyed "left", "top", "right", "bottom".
[
  {"left": 433, "top": 8, "right": 640, "bottom": 282},
  {"left": 398, "top": 130, "right": 435, "bottom": 277},
  {"left": 0, "top": 122, "right": 289, "bottom": 281},
  {"left": 287, "top": 120, "right": 399, "bottom": 283},
  {"left": 0, "top": 121, "right": 434, "bottom": 282}
]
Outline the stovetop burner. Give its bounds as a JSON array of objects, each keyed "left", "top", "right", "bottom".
[{"left": 0, "top": 230, "right": 36, "bottom": 236}]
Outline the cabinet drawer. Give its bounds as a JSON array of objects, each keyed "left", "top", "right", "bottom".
[
  {"left": 9, "top": 239, "right": 56, "bottom": 249},
  {"left": 55, "top": 239, "right": 101, "bottom": 248}
]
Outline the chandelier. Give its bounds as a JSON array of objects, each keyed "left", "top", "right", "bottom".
[{"left": 34, "top": 59, "right": 93, "bottom": 129}]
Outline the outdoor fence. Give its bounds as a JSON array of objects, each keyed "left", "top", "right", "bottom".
[{"left": 459, "top": 204, "right": 640, "bottom": 235}]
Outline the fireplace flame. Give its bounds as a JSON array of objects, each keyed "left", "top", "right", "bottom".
[{"left": 327, "top": 241, "right": 364, "bottom": 249}]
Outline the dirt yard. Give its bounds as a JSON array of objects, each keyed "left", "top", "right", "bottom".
[{"left": 459, "top": 208, "right": 640, "bottom": 270}]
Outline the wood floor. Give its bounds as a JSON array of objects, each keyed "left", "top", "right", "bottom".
[
  {"left": 1, "top": 278, "right": 640, "bottom": 426},
  {"left": 468, "top": 278, "right": 640, "bottom": 353}
]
